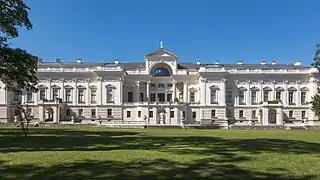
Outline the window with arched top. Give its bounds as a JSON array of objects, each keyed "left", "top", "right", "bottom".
[{"left": 151, "top": 67, "right": 171, "bottom": 77}]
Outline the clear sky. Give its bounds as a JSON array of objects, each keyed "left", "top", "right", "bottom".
[{"left": 11, "top": 0, "right": 320, "bottom": 65}]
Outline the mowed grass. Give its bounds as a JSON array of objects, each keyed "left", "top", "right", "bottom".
[{"left": 0, "top": 127, "right": 320, "bottom": 180}]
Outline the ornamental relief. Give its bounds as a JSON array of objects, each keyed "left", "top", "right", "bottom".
[{"left": 206, "top": 79, "right": 222, "bottom": 83}]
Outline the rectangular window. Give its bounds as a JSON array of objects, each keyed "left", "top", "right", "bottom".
[
  {"left": 239, "top": 91, "right": 244, "bottom": 104},
  {"left": 289, "top": 92, "right": 294, "bottom": 104},
  {"left": 126, "top": 111, "right": 131, "bottom": 118},
  {"left": 211, "top": 90, "right": 217, "bottom": 104},
  {"left": 158, "top": 93, "right": 165, "bottom": 102},
  {"left": 140, "top": 93, "right": 144, "bottom": 102},
  {"left": 40, "top": 89, "right": 46, "bottom": 100},
  {"left": 239, "top": 110, "right": 244, "bottom": 118},
  {"left": 150, "top": 93, "right": 156, "bottom": 102},
  {"left": 226, "top": 91, "right": 232, "bottom": 103},
  {"left": 149, "top": 111, "right": 153, "bottom": 118},
  {"left": 128, "top": 92, "right": 133, "bottom": 102},
  {"left": 27, "top": 91, "right": 33, "bottom": 102},
  {"left": 78, "top": 109, "right": 83, "bottom": 116},
  {"left": 91, "top": 89, "right": 96, "bottom": 103},
  {"left": 107, "top": 109, "right": 112, "bottom": 116},
  {"left": 192, "top": 112, "right": 196, "bottom": 118},
  {"left": 302, "top": 111, "right": 306, "bottom": 119},
  {"left": 65, "top": 89, "right": 72, "bottom": 102},
  {"left": 182, "top": 111, "right": 186, "bottom": 118},
  {"left": 150, "top": 83, "right": 156, "bottom": 88},
  {"left": 107, "top": 89, "right": 113, "bottom": 102},
  {"left": 167, "top": 83, "right": 173, "bottom": 88},
  {"left": 170, "top": 111, "right": 174, "bottom": 118},
  {"left": 66, "top": 109, "right": 71, "bottom": 116},
  {"left": 276, "top": 91, "right": 281, "bottom": 101},
  {"left": 251, "top": 91, "right": 256, "bottom": 104},
  {"left": 301, "top": 92, "right": 306, "bottom": 104},
  {"left": 263, "top": 91, "right": 269, "bottom": 102},
  {"left": 138, "top": 111, "right": 141, "bottom": 118},
  {"left": 227, "top": 109, "right": 232, "bottom": 117},
  {"left": 289, "top": 110, "right": 293, "bottom": 118},
  {"left": 52, "top": 89, "right": 59, "bottom": 101},
  {"left": 252, "top": 110, "right": 256, "bottom": 118},
  {"left": 14, "top": 91, "right": 22, "bottom": 102},
  {"left": 167, "top": 94, "right": 172, "bottom": 102},
  {"left": 190, "top": 92, "right": 195, "bottom": 102},
  {"left": 78, "top": 89, "right": 84, "bottom": 103},
  {"left": 157, "top": 83, "right": 165, "bottom": 88},
  {"left": 211, "top": 110, "right": 216, "bottom": 117},
  {"left": 91, "top": 109, "right": 96, "bottom": 117}
]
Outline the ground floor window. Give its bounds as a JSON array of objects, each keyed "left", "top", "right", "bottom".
[
  {"left": 127, "top": 111, "right": 131, "bottom": 118},
  {"left": 170, "top": 111, "right": 174, "bottom": 118},
  {"left": 149, "top": 111, "right": 153, "bottom": 118}
]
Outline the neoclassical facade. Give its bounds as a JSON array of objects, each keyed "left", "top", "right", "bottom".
[{"left": 0, "top": 46, "right": 319, "bottom": 127}]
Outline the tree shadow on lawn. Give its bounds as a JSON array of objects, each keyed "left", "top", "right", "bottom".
[
  {"left": 0, "top": 157, "right": 317, "bottom": 180},
  {"left": 0, "top": 128, "right": 319, "bottom": 156}
]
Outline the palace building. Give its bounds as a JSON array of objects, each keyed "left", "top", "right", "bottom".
[{"left": 0, "top": 44, "right": 319, "bottom": 127}]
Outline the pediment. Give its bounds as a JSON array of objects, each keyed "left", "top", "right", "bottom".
[{"left": 145, "top": 48, "right": 179, "bottom": 58}]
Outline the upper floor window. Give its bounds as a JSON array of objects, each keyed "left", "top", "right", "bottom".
[
  {"left": 26, "top": 91, "right": 33, "bottom": 102},
  {"left": 39, "top": 89, "right": 46, "bottom": 101},
  {"left": 65, "top": 89, "right": 72, "bottom": 102},
  {"left": 151, "top": 67, "right": 171, "bottom": 77}
]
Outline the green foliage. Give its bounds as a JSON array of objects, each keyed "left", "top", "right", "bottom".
[
  {"left": 0, "top": 0, "right": 38, "bottom": 92},
  {"left": 311, "top": 44, "right": 320, "bottom": 118},
  {"left": 311, "top": 93, "right": 320, "bottom": 117},
  {"left": 311, "top": 44, "right": 320, "bottom": 69}
]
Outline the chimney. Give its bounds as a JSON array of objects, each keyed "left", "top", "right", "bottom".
[
  {"left": 196, "top": 58, "right": 200, "bottom": 65},
  {"left": 56, "top": 58, "right": 61, "bottom": 63},
  {"left": 215, "top": 60, "right": 220, "bottom": 65},
  {"left": 261, "top": 60, "right": 266, "bottom": 65},
  {"left": 114, "top": 58, "right": 119, "bottom": 64},
  {"left": 237, "top": 60, "right": 243, "bottom": 65},
  {"left": 76, "top": 58, "right": 82, "bottom": 64},
  {"left": 294, "top": 60, "right": 301, "bottom": 66},
  {"left": 271, "top": 60, "right": 276, "bottom": 65}
]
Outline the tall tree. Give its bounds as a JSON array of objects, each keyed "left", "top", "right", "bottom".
[
  {"left": 0, "top": 0, "right": 38, "bottom": 92},
  {"left": 1, "top": 0, "right": 38, "bottom": 137},
  {"left": 311, "top": 44, "right": 320, "bottom": 118}
]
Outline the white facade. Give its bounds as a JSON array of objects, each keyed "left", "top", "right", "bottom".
[{"left": 0, "top": 47, "right": 319, "bottom": 126}]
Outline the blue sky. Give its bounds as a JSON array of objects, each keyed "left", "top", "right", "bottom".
[{"left": 11, "top": 0, "right": 320, "bottom": 65}]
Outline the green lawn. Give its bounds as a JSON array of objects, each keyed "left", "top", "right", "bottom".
[{"left": 0, "top": 127, "right": 319, "bottom": 180}]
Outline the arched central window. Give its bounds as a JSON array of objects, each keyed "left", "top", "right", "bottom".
[{"left": 151, "top": 67, "right": 171, "bottom": 77}]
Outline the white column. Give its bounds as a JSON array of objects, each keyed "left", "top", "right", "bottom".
[
  {"left": 260, "top": 82, "right": 263, "bottom": 103},
  {"left": 262, "top": 107, "right": 269, "bottom": 125},
  {"left": 73, "top": 79, "right": 77, "bottom": 105},
  {"left": 172, "top": 81, "right": 176, "bottom": 102},
  {"left": 201, "top": 78, "right": 206, "bottom": 105},
  {"left": 99, "top": 79, "right": 103, "bottom": 105},
  {"left": 284, "top": 81, "right": 288, "bottom": 105},
  {"left": 183, "top": 82, "right": 188, "bottom": 103},
  {"left": 38, "top": 106, "right": 44, "bottom": 122},
  {"left": 247, "top": 82, "right": 250, "bottom": 105},
  {"left": 276, "top": 107, "right": 283, "bottom": 125},
  {"left": 53, "top": 106, "right": 60, "bottom": 123},
  {"left": 136, "top": 81, "right": 140, "bottom": 102},
  {"left": 48, "top": 79, "right": 52, "bottom": 100},
  {"left": 272, "top": 81, "right": 275, "bottom": 100},
  {"left": 297, "top": 81, "right": 301, "bottom": 105},
  {"left": 146, "top": 81, "right": 150, "bottom": 103},
  {"left": 86, "top": 80, "right": 90, "bottom": 105},
  {"left": 221, "top": 79, "right": 226, "bottom": 105},
  {"left": 61, "top": 79, "right": 65, "bottom": 101},
  {"left": 119, "top": 78, "right": 123, "bottom": 104}
]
